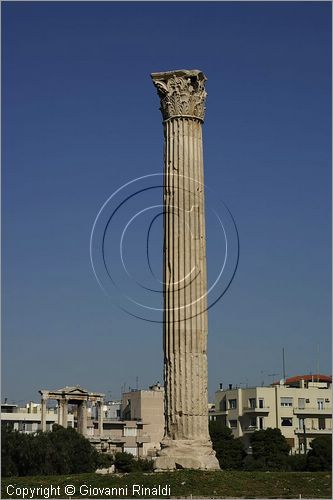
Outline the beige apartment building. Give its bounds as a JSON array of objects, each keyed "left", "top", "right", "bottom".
[
  {"left": 212, "top": 374, "right": 332, "bottom": 454},
  {"left": 92, "top": 383, "right": 164, "bottom": 457},
  {"left": 121, "top": 382, "right": 164, "bottom": 456}
]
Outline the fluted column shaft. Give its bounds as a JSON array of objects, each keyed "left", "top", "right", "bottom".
[{"left": 163, "top": 116, "right": 209, "bottom": 441}]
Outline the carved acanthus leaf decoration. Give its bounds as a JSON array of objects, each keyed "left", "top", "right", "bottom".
[{"left": 151, "top": 70, "right": 207, "bottom": 121}]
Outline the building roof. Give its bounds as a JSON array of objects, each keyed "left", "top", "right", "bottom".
[
  {"left": 39, "top": 385, "right": 105, "bottom": 398},
  {"left": 272, "top": 374, "right": 332, "bottom": 385}
]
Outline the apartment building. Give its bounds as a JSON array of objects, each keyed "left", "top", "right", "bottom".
[
  {"left": 213, "top": 374, "right": 332, "bottom": 454},
  {"left": 1, "top": 401, "right": 75, "bottom": 432},
  {"left": 121, "top": 382, "right": 164, "bottom": 456}
]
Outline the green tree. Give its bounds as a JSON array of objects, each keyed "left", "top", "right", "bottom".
[
  {"left": 2, "top": 424, "right": 19, "bottom": 477},
  {"left": 247, "top": 428, "right": 291, "bottom": 471},
  {"left": 306, "top": 436, "right": 332, "bottom": 471},
  {"left": 209, "top": 421, "right": 246, "bottom": 469},
  {"left": 1, "top": 423, "right": 99, "bottom": 476}
]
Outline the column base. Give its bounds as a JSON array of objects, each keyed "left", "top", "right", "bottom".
[{"left": 154, "top": 438, "right": 220, "bottom": 471}]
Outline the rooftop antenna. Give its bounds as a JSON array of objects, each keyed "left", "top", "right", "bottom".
[
  {"left": 316, "top": 343, "right": 320, "bottom": 382},
  {"left": 136, "top": 376, "right": 139, "bottom": 391},
  {"left": 282, "top": 347, "right": 286, "bottom": 381},
  {"left": 268, "top": 373, "right": 279, "bottom": 385}
]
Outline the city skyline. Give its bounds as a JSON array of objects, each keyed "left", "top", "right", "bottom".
[{"left": 2, "top": 2, "right": 331, "bottom": 404}]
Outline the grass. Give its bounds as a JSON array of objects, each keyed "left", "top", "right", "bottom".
[{"left": 1, "top": 470, "right": 332, "bottom": 499}]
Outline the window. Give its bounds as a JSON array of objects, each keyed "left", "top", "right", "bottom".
[
  {"left": 298, "top": 398, "right": 305, "bottom": 409},
  {"left": 317, "top": 399, "right": 324, "bottom": 410},
  {"left": 259, "top": 417, "right": 264, "bottom": 430},
  {"left": 281, "top": 418, "right": 293, "bottom": 426},
  {"left": 229, "top": 399, "right": 237, "bottom": 409},
  {"left": 249, "top": 398, "right": 256, "bottom": 409},
  {"left": 280, "top": 397, "right": 293, "bottom": 407},
  {"left": 299, "top": 418, "right": 304, "bottom": 430},
  {"left": 249, "top": 417, "right": 257, "bottom": 428},
  {"left": 318, "top": 418, "right": 326, "bottom": 430},
  {"left": 258, "top": 399, "right": 264, "bottom": 409},
  {"left": 229, "top": 420, "right": 237, "bottom": 428}
]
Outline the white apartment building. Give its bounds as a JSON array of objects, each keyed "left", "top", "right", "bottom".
[
  {"left": 213, "top": 374, "right": 332, "bottom": 454},
  {"left": 1, "top": 402, "right": 75, "bottom": 433}
]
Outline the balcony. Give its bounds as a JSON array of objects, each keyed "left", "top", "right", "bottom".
[
  {"left": 108, "top": 437, "right": 126, "bottom": 443},
  {"left": 294, "top": 427, "right": 332, "bottom": 435},
  {"left": 136, "top": 436, "right": 151, "bottom": 444},
  {"left": 213, "top": 409, "right": 228, "bottom": 416},
  {"left": 243, "top": 425, "right": 259, "bottom": 433},
  {"left": 293, "top": 407, "right": 331, "bottom": 416},
  {"left": 243, "top": 406, "right": 270, "bottom": 414}
]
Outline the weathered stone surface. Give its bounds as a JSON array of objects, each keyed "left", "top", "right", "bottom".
[
  {"left": 151, "top": 69, "right": 207, "bottom": 121},
  {"left": 95, "top": 465, "right": 115, "bottom": 475},
  {"left": 154, "top": 439, "right": 220, "bottom": 471},
  {"left": 151, "top": 69, "right": 219, "bottom": 471}
]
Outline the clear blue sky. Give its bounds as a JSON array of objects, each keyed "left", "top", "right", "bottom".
[{"left": 2, "top": 1, "right": 331, "bottom": 404}]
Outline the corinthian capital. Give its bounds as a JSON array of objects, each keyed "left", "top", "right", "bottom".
[{"left": 151, "top": 69, "right": 207, "bottom": 121}]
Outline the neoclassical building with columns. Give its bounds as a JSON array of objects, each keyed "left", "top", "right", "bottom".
[{"left": 39, "top": 386, "right": 105, "bottom": 437}]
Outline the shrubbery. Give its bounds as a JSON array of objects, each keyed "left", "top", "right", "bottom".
[
  {"left": 210, "top": 423, "right": 331, "bottom": 472},
  {"left": 113, "top": 452, "right": 153, "bottom": 472},
  {"left": 2, "top": 424, "right": 99, "bottom": 476},
  {"left": 1, "top": 424, "right": 153, "bottom": 477},
  {"left": 306, "top": 435, "right": 332, "bottom": 471},
  {"left": 209, "top": 421, "right": 246, "bottom": 469},
  {"left": 245, "top": 428, "right": 291, "bottom": 471}
]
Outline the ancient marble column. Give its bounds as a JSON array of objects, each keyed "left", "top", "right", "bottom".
[
  {"left": 97, "top": 399, "right": 104, "bottom": 437},
  {"left": 77, "top": 400, "right": 88, "bottom": 436},
  {"left": 41, "top": 395, "right": 47, "bottom": 432},
  {"left": 57, "top": 400, "right": 63, "bottom": 426},
  {"left": 151, "top": 69, "right": 219, "bottom": 470},
  {"left": 61, "top": 398, "right": 68, "bottom": 429}
]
